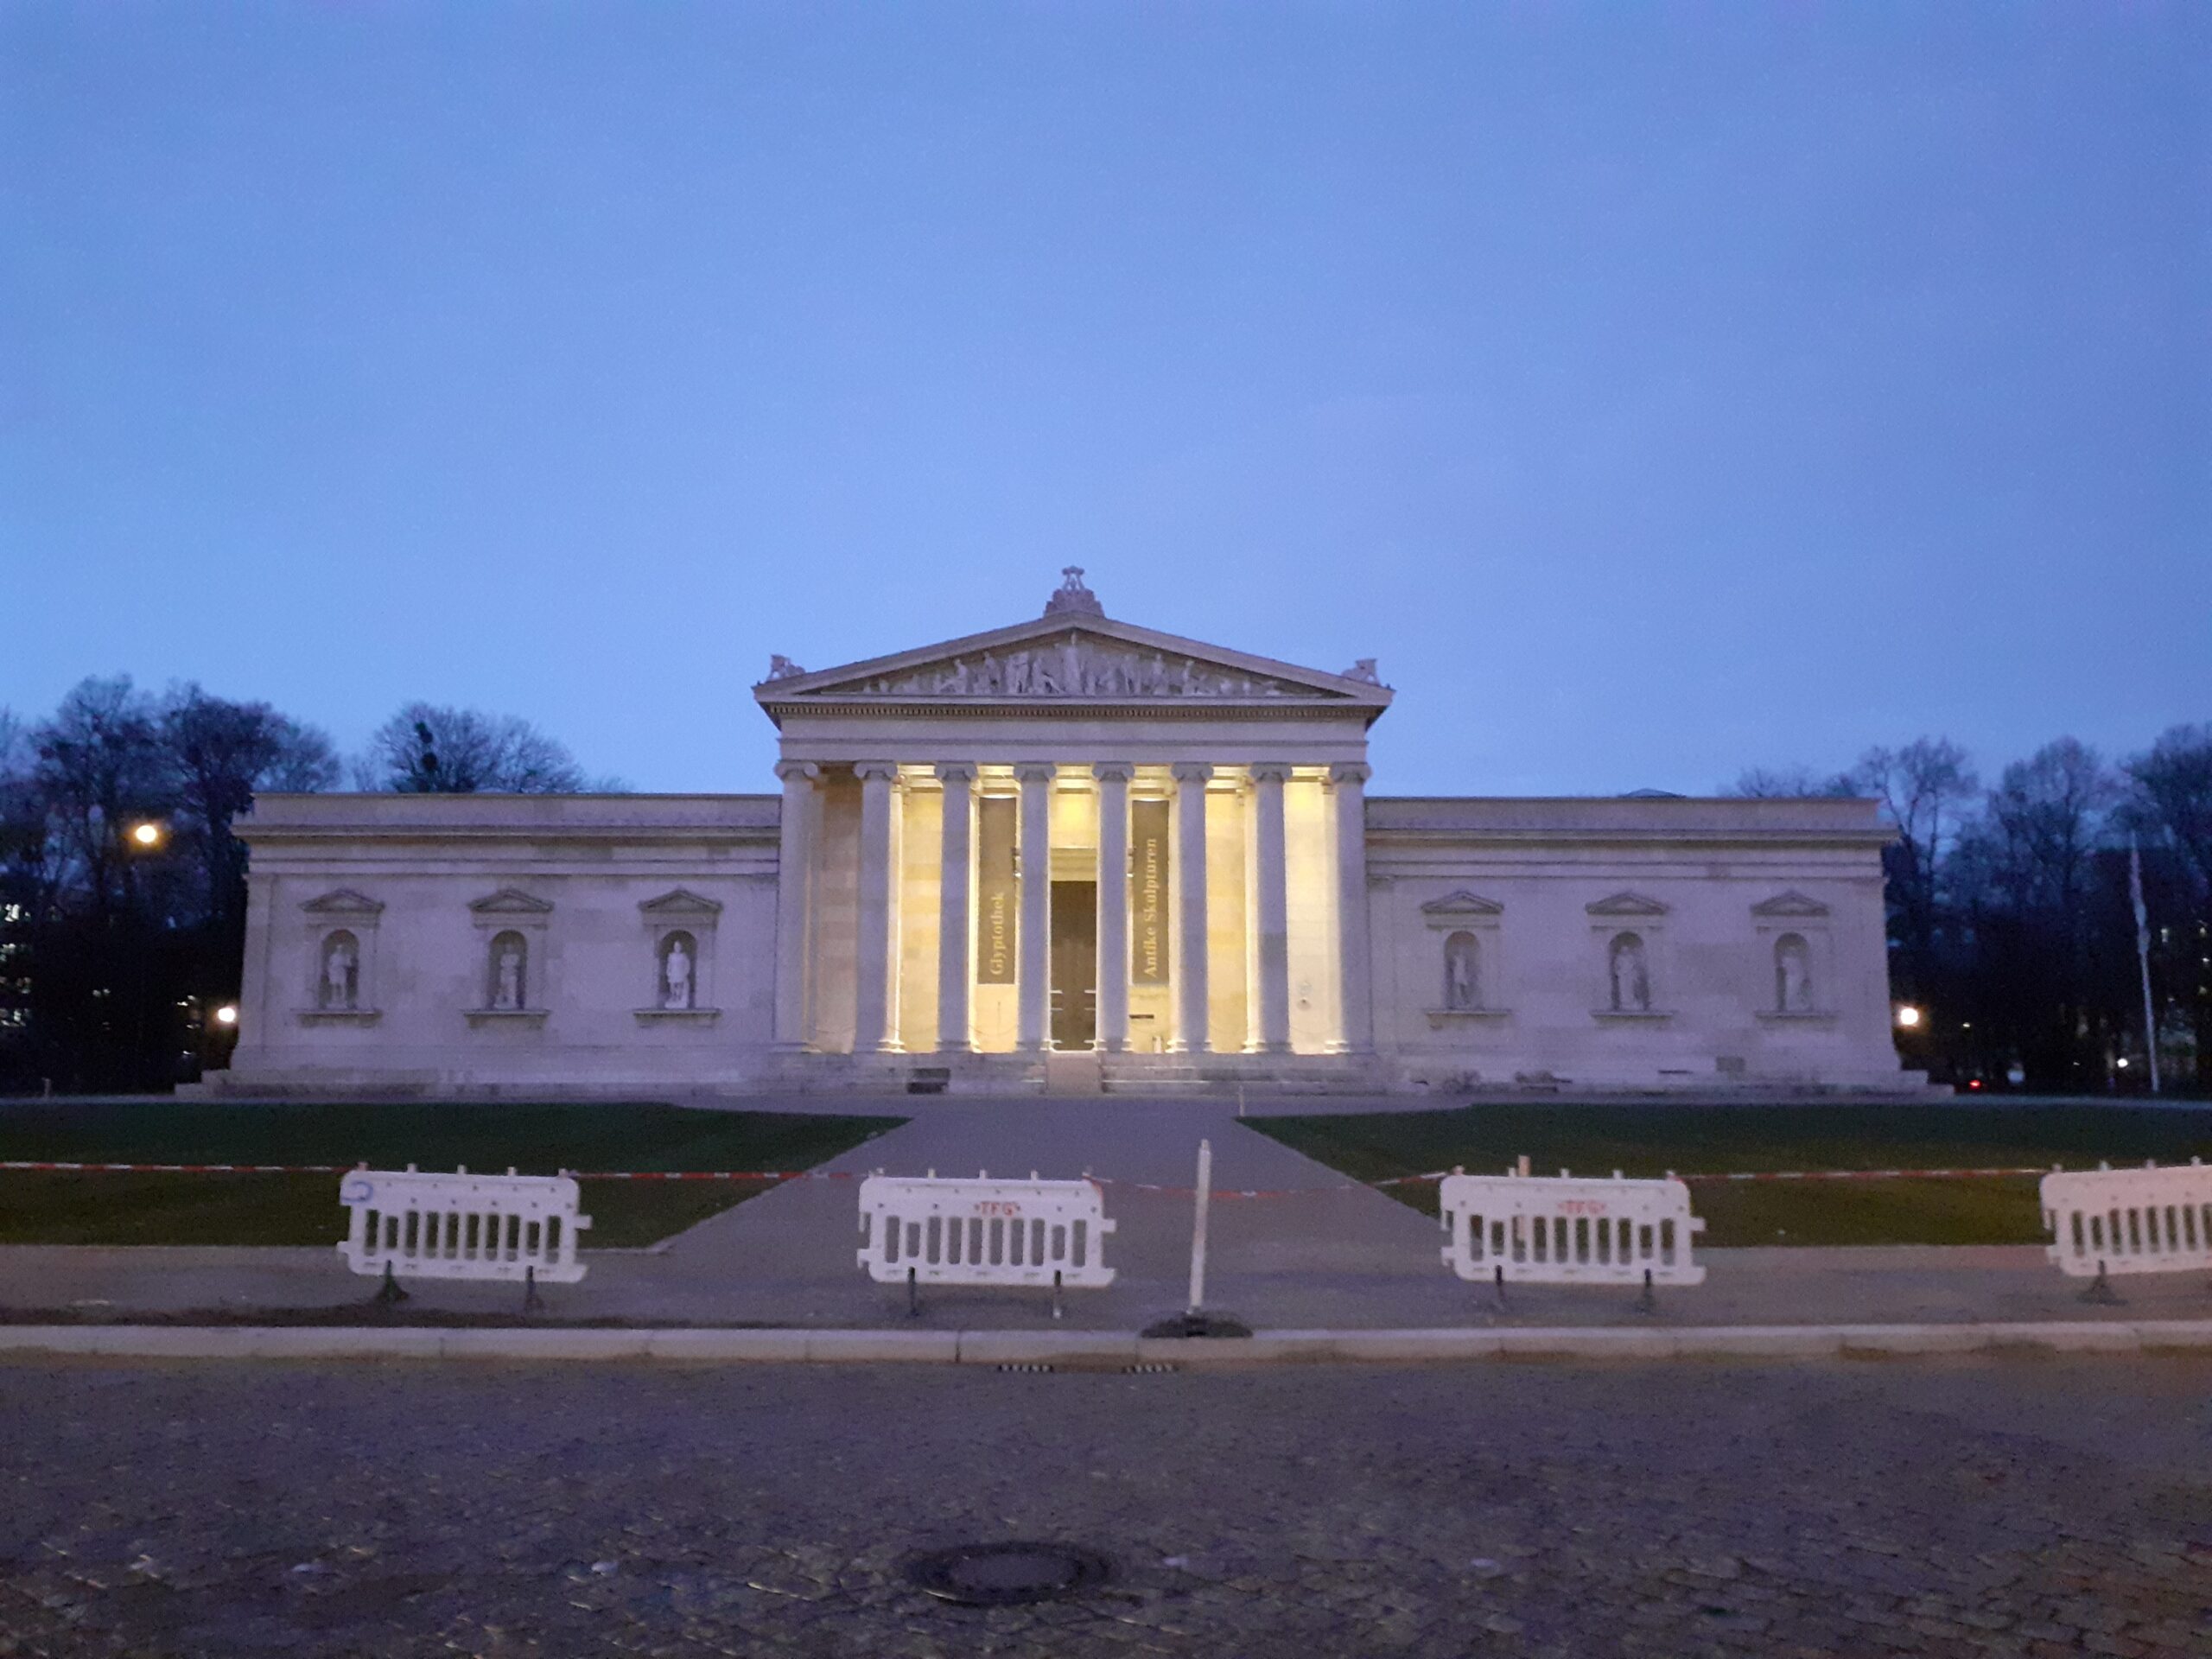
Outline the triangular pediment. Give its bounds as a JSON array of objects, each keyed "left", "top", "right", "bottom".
[
  {"left": 301, "top": 887, "right": 384, "bottom": 917},
  {"left": 469, "top": 887, "right": 554, "bottom": 915},
  {"left": 1421, "top": 889, "right": 1504, "bottom": 917},
  {"left": 754, "top": 611, "right": 1392, "bottom": 721},
  {"left": 639, "top": 887, "right": 723, "bottom": 918},
  {"left": 1586, "top": 891, "right": 1669, "bottom": 918},
  {"left": 1751, "top": 889, "right": 1830, "bottom": 918}
]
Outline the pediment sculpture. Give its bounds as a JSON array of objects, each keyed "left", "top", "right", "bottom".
[{"left": 822, "top": 633, "right": 1331, "bottom": 701}]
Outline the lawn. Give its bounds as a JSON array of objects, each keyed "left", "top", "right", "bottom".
[
  {"left": 1252, "top": 1101, "right": 2212, "bottom": 1247},
  {"left": 0, "top": 1101, "right": 904, "bottom": 1248}
]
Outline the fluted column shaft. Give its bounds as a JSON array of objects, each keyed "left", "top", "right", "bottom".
[
  {"left": 1329, "top": 762, "right": 1374, "bottom": 1054},
  {"left": 1093, "top": 763, "right": 1134, "bottom": 1052},
  {"left": 772, "top": 760, "right": 820, "bottom": 1052},
  {"left": 934, "top": 764, "right": 976, "bottom": 1053},
  {"left": 1014, "top": 762, "right": 1055, "bottom": 1052},
  {"left": 853, "top": 761, "right": 902, "bottom": 1054},
  {"left": 1248, "top": 762, "right": 1293, "bottom": 1053},
  {"left": 1170, "top": 762, "right": 1212, "bottom": 1053}
]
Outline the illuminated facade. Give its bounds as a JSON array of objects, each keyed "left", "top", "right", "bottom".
[{"left": 221, "top": 574, "right": 1918, "bottom": 1096}]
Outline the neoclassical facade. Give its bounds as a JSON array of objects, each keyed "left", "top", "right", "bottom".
[{"left": 222, "top": 573, "right": 1919, "bottom": 1096}]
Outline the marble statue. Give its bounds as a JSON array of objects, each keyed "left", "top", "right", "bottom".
[
  {"left": 1043, "top": 565, "right": 1104, "bottom": 617},
  {"left": 1609, "top": 933, "right": 1651, "bottom": 1013},
  {"left": 663, "top": 939, "right": 694, "bottom": 1010},
  {"left": 1343, "top": 658, "right": 1381, "bottom": 684},
  {"left": 765, "top": 655, "right": 806, "bottom": 682},
  {"left": 321, "top": 938, "right": 356, "bottom": 1010},
  {"left": 493, "top": 942, "right": 524, "bottom": 1011},
  {"left": 1777, "top": 938, "right": 1810, "bottom": 1013},
  {"left": 1444, "top": 933, "right": 1478, "bottom": 1011}
]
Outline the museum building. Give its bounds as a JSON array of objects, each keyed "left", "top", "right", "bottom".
[{"left": 221, "top": 571, "right": 1917, "bottom": 1096}]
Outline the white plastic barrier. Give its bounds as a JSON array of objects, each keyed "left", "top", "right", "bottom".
[
  {"left": 338, "top": 1165, "right": 590, "bottom": 1287},
  {"left": 2042, "top": 1159, "right": 2212, "bottom": 1283},
  {"left": 1440, "top": 1167, "right": 1706, "bottom": 1289},
  {"left": 857, "top": 1171, "right": 1116, "bottom": 1311}
]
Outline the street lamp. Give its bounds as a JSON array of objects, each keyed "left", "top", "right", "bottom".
[
  {"left": 1894, "top": 1004, "right": 1923, "bottom": 1030},
  {"left": 128, "top": 820, "right": 166, "bottom": 850},
  {"left": 214, "top": 1005, "right": 238, "bottom": 1028}
]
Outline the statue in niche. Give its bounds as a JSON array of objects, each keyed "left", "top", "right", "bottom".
[
  {"left": 493, "top": 938, "right": 525, "bottom": 1011},
  {"left": 1776, "top": 935, "right": 1811, "bottom": 1013},
  {"left": 663, "top": 938, "right": 694, "bottom": 1011},
  {"left": 321, "top": 934, "right": 358, "bottom": 1010},
  {"left": 1608, "top": 932, "right": 1651, "bottom": 1013},
  {"left": 1444, "top": 931, "right": 1479, "bottom": 1011}
]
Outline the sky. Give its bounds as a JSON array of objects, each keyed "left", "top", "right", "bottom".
[{"left": 3, "top": 3, "right": 2206, "bottom": 798}]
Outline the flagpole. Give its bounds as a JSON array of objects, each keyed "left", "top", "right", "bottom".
[{"left": 2130, "top": 836, "right": 2161, "bottom": 1094}]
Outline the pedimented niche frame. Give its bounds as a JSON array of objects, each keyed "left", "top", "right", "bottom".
[
  {"left": 1587, "top": 892, "right": 1670, "bottom": 1021},
  {"left": 1751, "top": 891, "right": 1836, "bottom": 1023},
  {"left": 296, "top": 888, "right": 384, "bottom": 1027},
  {"left": 465, "top": 889, "right": 553, "bottom": 1027},
  {"left": 637, "top": 888, "right": 722, "bottom": 1023},
  {"left": 1419, "top": 890, "right": 1510, "bottom": 1027}
]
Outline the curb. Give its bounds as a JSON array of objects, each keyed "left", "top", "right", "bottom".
[{"left": 0, "top": 1320, "right": 2206, "bottom": 1363}]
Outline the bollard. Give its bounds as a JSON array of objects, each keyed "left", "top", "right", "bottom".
[{"left": 1187, "top": 1139, "right": 1213, "bottom": 1318}]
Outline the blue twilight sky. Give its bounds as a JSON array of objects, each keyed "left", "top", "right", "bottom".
[{"left": 3, "top": 3, "right": 2206, "bottom": 798}]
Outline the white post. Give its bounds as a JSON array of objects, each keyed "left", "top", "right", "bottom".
[
  {"left": 1186, "top": 1138, "right": 1212, "bottom": 1316},
  {"left": 2130, "top": 836, "right": 2161, "bottom": 1093}
]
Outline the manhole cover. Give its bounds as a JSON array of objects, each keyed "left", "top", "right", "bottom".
[{"left": 906, "top": 1541, "right": 1113, "bottom": 1606}]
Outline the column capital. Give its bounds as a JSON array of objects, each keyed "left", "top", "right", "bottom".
[
  {"left": 1170, "top": 761, "right": 1214, "bottom": 785},
  {"left": 1011, "top": 761, "right": 1058, "bottom": 785},
  {"left": 1326, "top": 762, "right": 1372, "bottom": 788},
  {"left": 1247, "top": 762, "right": 1294, "bottom": 785},
  {"left": 933, "top": 762, "right": 978, "bottom": 785},
  {"left": 853, "top": 760, "right": 899, "bottom": 783},
  {"left": 1090, "top": 761, "right": 1136, "bottom": 784},
  {"left": 773, "top": 760, "right": 820, "bottom": 784}
]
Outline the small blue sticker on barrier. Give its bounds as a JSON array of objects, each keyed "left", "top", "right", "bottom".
[{"left": 340, "top": 1179, "right": 374, "bottom": 1205}]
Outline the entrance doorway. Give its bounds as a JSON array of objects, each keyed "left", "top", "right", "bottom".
[{"left": 1049, "top": 880, "right": 1097, "bottom": 1050}]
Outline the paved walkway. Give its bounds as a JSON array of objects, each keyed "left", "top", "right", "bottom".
[
  {"left": 4, "top": 1357, "right": 2209, "bottom": 1656},
  {"left": 5, "top": 1097, "right": 2209, "bottom": 1331}
]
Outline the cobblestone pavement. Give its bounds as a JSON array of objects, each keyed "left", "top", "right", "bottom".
[{"left": 3, "top": 1357, "right": 2209, "bottom": 1658}]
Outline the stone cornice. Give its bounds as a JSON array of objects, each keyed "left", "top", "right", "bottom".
[{"left": 760, "top": 698, "right": 1381, "bottom": 725}]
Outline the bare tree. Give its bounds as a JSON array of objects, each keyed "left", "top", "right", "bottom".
[
  {"left": 1726, "top": 766, "right": 1857, "bottom": 798},
  {"left": 31, "top": 677, "right": 173, "bottom": 925},
  {"left": 2123, "top": 723, "right": 2212, "bottom": 1083},
  {"left": 1847, "top": 739, "right": 1980, "bottom": 995},
  {"left": 358, "top": 704, "right": 594, "bottom": 794},
  {"left": 162, "top": 685, "right": 340, "bottom": 929}
]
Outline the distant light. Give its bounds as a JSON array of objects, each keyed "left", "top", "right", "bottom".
[
  {"left": 2116, "top": 1056, "right": 2129, "bottom": 1070},
  {"left": 130, "top": 821, "right": 164, "bottom": 849},
  {"left": 1967, "top": 1079, "right": 1982, "bottom": 1090},
  {"left": 214, "top": 1005, "right": 238, "bottom": 1027},
  {"left": 1894, "top": 1005, "right": 1923, "bottom": 1030}
]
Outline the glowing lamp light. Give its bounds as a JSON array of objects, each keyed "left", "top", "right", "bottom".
[
  {"left": 214, "top": 1005, "right": 238, "bottom": 1027},
  {"left": 2116, "top": 1057, "right": 2130, "bottom": 1070},
  {"left": 129, "top": 822, "right": 164, "bottom": 849},
  {"left": 1893, "top": 1005, "right": 1923, "bottom": 1030}
]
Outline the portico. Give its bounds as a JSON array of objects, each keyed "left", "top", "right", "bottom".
[{"left": 759, "top": 574, "right": 1389, "bottom": 1064}]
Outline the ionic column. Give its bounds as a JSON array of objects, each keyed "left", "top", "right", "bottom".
[
  {"left": 1170, "top": 762, "right": 1213, "bottom": 1053},
  {"left": 1093, "top": 762, "right": 1135, "bottom": 1052},
  {"left": 1328, "top": 762, "right": 1374, "bottom": 1054},
  {"left": 1014, "top": 762, "right": 1055, "bottom": 1052},
  {"left": 934, "top": 764, "right": 976, "bottom": 1053},
  {"left": 852, "top": 761, "right": 902, "bottom": 1054},
  {"left": 772, "top": 760, "right": 819, "bottom": 1051},
  {"left": 1248, "top": 762, "right": 1293, "bottom": 1054}
]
